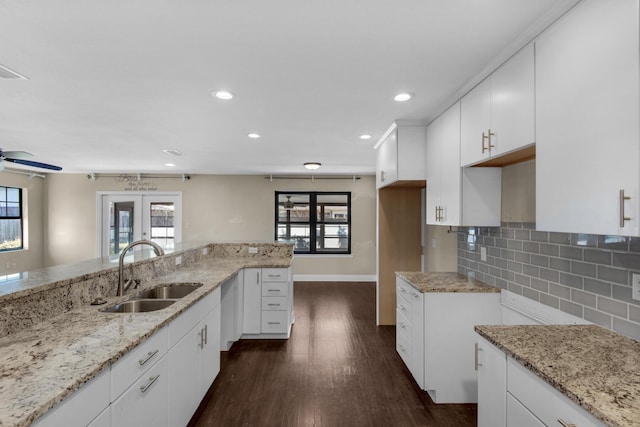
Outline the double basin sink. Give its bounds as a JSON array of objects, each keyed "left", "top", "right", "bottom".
[{"left": 103, "top": 283, "right": 203, "bottom": 313}]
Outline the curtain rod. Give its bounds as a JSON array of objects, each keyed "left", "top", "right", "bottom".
[
  {"left": 265, "top": 175, "right": 361, "bottom": 182},
  {"left": 87, "top": 173, "right": 191, "bottom": 181}
]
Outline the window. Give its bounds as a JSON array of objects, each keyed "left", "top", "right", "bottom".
[
  {"left": 275, "top": 191, "right": 351, "bottom": 254},
  {"left": 0, "top": 186, "right": 23, "bottom": 251}
]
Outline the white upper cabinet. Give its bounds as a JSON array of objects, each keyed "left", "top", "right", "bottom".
[
  {"left": 426, "top": 102, "right": 502, "bottom": 226},
  {"left": 536, "top": 0, "right": 639, "bottom": 235},
  {"left": 460, "top": 43, "right": 535, "bottom": 167},
  {"left": 376, "top": 122, "right": 426, "bottom": 189}
]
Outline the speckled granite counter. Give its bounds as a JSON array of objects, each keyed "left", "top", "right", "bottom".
[
  {"left": 475, "top": 324, "right": 640, "bottom": 427},
  {"left": 0, "top": 253, "right": 292, "bottom": 427},
  {"left": 396, "top": 272, "right": 501, "bottom": 293}
]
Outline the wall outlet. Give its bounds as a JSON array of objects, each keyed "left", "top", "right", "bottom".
[
  {"left": 480, "top": 246, "right": 487, "bottom": 262},
  {"left": 175, "top": 256, "right": 182, "bottom": 266},
  {"left": 248, "top": 247, "right": 258, "bottom": 254},
  {"left": 632, "top": 273, "right": 640, "bottom": 301},
  {"left": 202, "top": 248, "right": 208, "bottom": 256}
]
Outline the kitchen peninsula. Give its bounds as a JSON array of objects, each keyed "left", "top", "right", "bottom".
[{"left": 0, "top": 242, "right": 294, "bottom": 427}]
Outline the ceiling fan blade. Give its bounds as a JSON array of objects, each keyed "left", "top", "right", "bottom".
[
  {"left": 4, "top": 158, "right": 62, "bottom": 171},
  {"left": 2, "top": 150, "right": 33, "bottom": 159}
]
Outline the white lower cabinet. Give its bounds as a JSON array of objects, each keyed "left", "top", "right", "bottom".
[
  {"left": 87, "top": 406, "right": 111, "bottom": 427},
  {"left": 32, "top": 368, "right": 110, "bottom": 427},
  {"left": 111, "top": 355, "right": 169, "bottom": 427},
  {"left": 168, "top": 287, "right": 221, "bottom": 426},
  {"left": 476, "top": 334, "right": 606, "bottom": 427},
  {"left": 396, "top": 277, "right": 500, "bottom": 403},
  {"left": 476, "top": 336, "right": 506, "bottom": 427},
  {"left": 242, "top": 267, "right": 294, "bottom": 338}
]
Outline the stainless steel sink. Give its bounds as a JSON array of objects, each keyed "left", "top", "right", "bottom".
[
  {"left": 103, "top": 299, "right": 176, "bottom": 313},
  {"left": 134, "top": 283, "right": 203, "bottom": 299}
]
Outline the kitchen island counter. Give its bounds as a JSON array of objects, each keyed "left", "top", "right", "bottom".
[{"left": 396, "top": 271, "right": 501, "bottom": 293}]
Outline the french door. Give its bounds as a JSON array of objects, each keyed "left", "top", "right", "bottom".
[{"left": 97, "top": 192, "right": 182, "bottom": 259}]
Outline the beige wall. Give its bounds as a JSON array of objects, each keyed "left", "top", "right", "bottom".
[
  {"left": 0, "top": 172, "right": 45, "bottom": 275},
  {"left": 43, "top": 174, "right": 376, "bottom": 277}
]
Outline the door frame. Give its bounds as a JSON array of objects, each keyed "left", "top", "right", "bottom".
[{"left": 96, "top": 191, "right": 182, "bottom": 259}]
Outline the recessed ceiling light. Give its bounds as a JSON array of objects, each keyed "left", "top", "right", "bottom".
[
  {"left": 248, "top": 133, "right": 260, "bottom": 139},
  {"left": 162, "top": 149, "right": 183, "bottom": 156},
  {"left": 214, "top": 91, "right": 233, "bottom": 100},
  {"left": 165, "top": 163, "right": 176, "bottom": 167},
  {"left": 394, "top": 92, "right": 413, "bottom": 102},
  {"left": 304, "top": 162, "right": 321, "bottom": 170},
  {"left": 360, "top": 134, "right": 372, "bottom": 140}
]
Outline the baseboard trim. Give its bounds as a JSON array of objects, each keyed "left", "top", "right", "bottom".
[{"left": 293, "top": 274, "right": 376, "bottom": 282}]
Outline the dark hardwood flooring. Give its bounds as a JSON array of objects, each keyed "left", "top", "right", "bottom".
[{"left": 189, "top": 281, "right": 477, "bottom": 427}]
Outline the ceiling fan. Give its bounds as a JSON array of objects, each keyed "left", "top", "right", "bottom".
[{"left": 0, "top": 150, "right": 62, "bottom": 171}]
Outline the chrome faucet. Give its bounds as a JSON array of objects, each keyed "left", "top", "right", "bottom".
[{"left": 117, "top": 240, "right": 165, "bottom": 296}]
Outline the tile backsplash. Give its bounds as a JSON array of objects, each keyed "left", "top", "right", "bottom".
[{"left": 458, "top": 222, "right": 640, "bottom": 340}]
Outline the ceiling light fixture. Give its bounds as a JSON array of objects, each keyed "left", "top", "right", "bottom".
[
  {"left": 304, "top": 162, "right": 321, "bottom": 170},
  {"left": 360, "top": 134, "right": 372, "bottom": 140},
  {"left": 162, "top": 149, "right": 183, "bottom": 156},
  {"left": 165, "top": 163, "right": 176, "bottom": 167},
  {"left": 213, "top": 91, "right": 233, "bottom": 100},
  {"left": 248, "top": 133, "right": 260, "bottom": 139},
  {"left": 394, "top": 92, "right": 413, "bottom": 102}
]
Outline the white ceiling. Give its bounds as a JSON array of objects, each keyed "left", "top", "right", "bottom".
[{"left": 0, "top": 0, "right": 578, "bottom": 175}]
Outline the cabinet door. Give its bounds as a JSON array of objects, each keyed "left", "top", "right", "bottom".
[
  {"left": 439, "top": 102, "right": 462, "bottom": 225},
  {"left": 168, "top": 325, "right": 201, "bottom": 427},
  {"left": 242, "top": 268, "right": 261, "bottom": 334},
  {"left": 376, "top": 129, "right": 398, "bottom": 188},
  {"left": 506, "top": 394, "right": 544, "bottom": 427},
  {"left": 490, "top": 43, "right": 534, "bottom": 157},
  {"left": 460, "top": 78, "right": 491, "bottom": 166},
  {"left": 200, "top": 304, "right": 221, "bottom": 397},
  {"left": 476, "top": 336, "right": 507, "bottom": 427},
  {"left": 536, "top": 0, "right": 640, "bottom": 235},
  {"left": 425, "top": 116, "right": 442, "bottom": 224},
  {"left": 111, "top": 356, "right": 169, "bottom": 427}
]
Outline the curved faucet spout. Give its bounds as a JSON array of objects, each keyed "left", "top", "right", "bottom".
[{"left": 117, "top": 240, "right": 165, "bottom": 296}]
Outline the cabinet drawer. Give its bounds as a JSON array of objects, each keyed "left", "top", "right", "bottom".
[
  {"left": 507, "top": 358, "right": 605, "bottom": 427},
  {"left": 396, "top": 308, "right": 411, "bottom": 340},
  {"left": 397, "top": 279, "right": 421, "bottom": 302},
  {"left": 396, "top": 291, "right": 412, "bottom": 313},
  {"left": 396, "top": 330, "right": 411, "bottom": 367},
  {"left": 261, "top": 311, "right": 289, "bottom": 333},
  {"left": 262, "top": 296, "right": 288, "bottom": 311},
  {"left": 506, "top": 393, "right": 544, "bottom": 427},
  {"left": 262, "top": 268, "right": 289, "bottom": 282},
  {"left": 262, "top": 282, "right": 288, "bottom": 297},
  {"left": 111, "top": 327, "right": 168, "bottom": 401}
]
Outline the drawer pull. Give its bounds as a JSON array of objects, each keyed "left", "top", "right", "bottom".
[
  {"left": 410, "top": 292, "right": 419, "bottom": 299},
  {"left": 474, "top": 343, "right": 482, "bottom": 371},
  {"left": 268, "top": 303, "right": 281, "bottom": 306},
  {"left": 267, "top": 289, "right": 279, "bottom": 292},
  {"left": 620, "top": 189, "right": 631, "bottom": 227},
  {"left": 399, "top": 323, "right": 406, "bottom": 329},
  {"left": 203, "top": 324, "right": 208, "bottom": 345},
  {"left": 399, "top": 304, "right": 406, "bottom": 311},
  {"left": 400, "top": 287, "right": 407, "bottom": 293},
  {"left": 140, "top": 374, "right": 160, "bottom": 393},
  {"left": 138, "top": 349, "right": 159, "bottom": 366},
  {"left": 267, "top": 321, "right": 281, "bottom": 325},
  {"left": 557, "top": 419, "right": 576, "bottom": 427}
]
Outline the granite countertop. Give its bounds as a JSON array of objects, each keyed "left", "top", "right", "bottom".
[
  {"left": 0, "top": 256, "right": 292, "bottom": 427},
  {"left": 396, "top": 271, "right": 501, "bottom": 293},
  {"left": 475, "top": 324, "right": 640, "bottom": 427}
]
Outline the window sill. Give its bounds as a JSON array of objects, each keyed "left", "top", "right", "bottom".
[{"left": 293, "top": 253, "right": 353, "bottom": 258}]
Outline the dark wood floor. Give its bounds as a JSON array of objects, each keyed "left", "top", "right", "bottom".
[{"left": 189, "top": 281, "right": 477, "bottom": 427}]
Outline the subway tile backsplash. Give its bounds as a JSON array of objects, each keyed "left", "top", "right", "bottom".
[{"left": 458, "top": 223, "right": 640, "bottom": 340}]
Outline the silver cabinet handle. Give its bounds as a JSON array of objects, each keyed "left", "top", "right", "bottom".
[
  {"left": 410, "top": 292, "right": 419, "bottom": 299},
  {"left": 267, "top": 289, "right": 279, "bottom": 292},
  {"left": 267, "top": 321, "right": 281, "bottom": 325},
  {"left": 256, "top": 271, "right": 260, "bottom": 284},
  {"left": 138, "top": 349, "right": 159, "bottom": 366},
  {"left": 557, "top": 419, "right": 576, "bottom": 427},
  {"left": 203, "top": 324, "right": 208, "bottom": 345},
  {"left": 198, "top": 329, "right": 204, "bottom": 349},
  {"left": 381, "top": 170, "right": 385, "bottom": 182},
  {"left": 140, "top": 374, "right": 160, "bottom": 393},
  {"left": 620, "top": 189, "right": 631, "bottom": 227},
  {"left": 474, "top": 343, "right": 483, "bottom": 371},
  {"left": 268, "top": 303, "right": 281, "bottom": 306}
]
